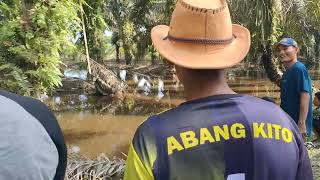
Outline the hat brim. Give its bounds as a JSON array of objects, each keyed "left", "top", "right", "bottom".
[
  {"left": 277, "top": 43, "right": 297, "bottom": 48},
  {"left": 278, "top": 42, "right": 291, "bottom": 46},
  {"left": 151, "top": 24, "right": 251, "bottom": 69}
]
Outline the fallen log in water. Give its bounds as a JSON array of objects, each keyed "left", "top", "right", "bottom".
[{"left": 89, "top": 59, "right": 126, "bottom": 96}]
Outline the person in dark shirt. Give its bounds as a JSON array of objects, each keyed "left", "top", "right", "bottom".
[
  {"left": 0, "top": 90, "right": 67, "bottom": 180},
  {"left": 313, "top": 92, "right": 320, "bottom": 138},
  {"left": 124, "top": 0, "right": 313, "bottom": 179},
  {"left": 261, "top": 96, "right": 276, "bottom": 104},
  {"left": 277, "top": 37, "right": 313, "bottom": 138}
]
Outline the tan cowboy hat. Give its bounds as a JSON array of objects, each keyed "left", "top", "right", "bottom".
[{"left": 151, "top": 0, "right": 251, "bottom": 69}]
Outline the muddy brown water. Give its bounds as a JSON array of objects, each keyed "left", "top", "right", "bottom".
[
  {"left": 56, "top": 113, "right": 145, "bottom": 158},
  {"left": 53, "top": 69, "right": 320, "bottom": 159}
]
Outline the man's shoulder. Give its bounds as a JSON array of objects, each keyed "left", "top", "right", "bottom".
[
  {"left": 231, "top": 95, "right": 278, "bottom": 108},
  {"left": 0, "top": 90, "right": 63, "bottom": 141},
  {"left": 0, "top": 90, "right": 45, "bottom": 108},
  {"left": 139, "top": 95, "right": 283, "bottom": 126},
  {"left": 0, "top": 90, "right": 57, "bottom": 122},
  {"left": 232, "top": 95, "right": 294, "bottom": 120},
  {"left": 0, "top": 91, "right": 59, "bottom": 180},
  {"left": 293, "top": 61, "right": 308, "bottom": 72}
]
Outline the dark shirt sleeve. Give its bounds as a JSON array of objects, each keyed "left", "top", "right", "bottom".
[
  {"left": 124, "top": 119, "right": 157, "bottom": 180},
  {"left": 24, "top": 98, "right": 67, "bottom": 180},
  {"left": 295, "top": 132, "right": 313, "bottom": 180},
  {"left": 296, "top": 67, "right": 311, "bottom": 93}
]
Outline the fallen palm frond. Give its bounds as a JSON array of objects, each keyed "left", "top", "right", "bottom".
[
  {"left": 66, "top": 153, "right": 126, "bottom": 180},
  {"left": 64, "top": 147, "right": 320, "bottom": 179}
]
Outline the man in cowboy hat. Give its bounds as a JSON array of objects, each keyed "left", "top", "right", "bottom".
[{"left": 124, "top": 0, "right": 313, "bottom": 179}]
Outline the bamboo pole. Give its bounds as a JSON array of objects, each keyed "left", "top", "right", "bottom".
[{"left": 79, "top": 0, "right": 92, "bottom": 75}]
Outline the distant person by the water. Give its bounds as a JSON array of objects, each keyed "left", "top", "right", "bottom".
[
  {"left": 277, "top": 37, "right": 313, "bottom": 139},
  {"left": 0, "top": 90, "right": 67, "bottom": 180},
  {"left": 313, "top": 92, "right": 320, "bottom": 139},
  {"left": 137, "top": 77, "right": 152, "bottom": 95},
  {"left": 124, "top": 0, "right": 313, "bottom": 180}
]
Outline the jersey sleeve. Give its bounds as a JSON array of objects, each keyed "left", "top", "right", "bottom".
[
  {"left": 296, "top": 141, "right": 313, "bottom": 179},
  {"left": 294, "top": 126, "right": 313, "bottom": 179},
  {"left": 124, "top": 117, "right": 157, "bottom": 180}
]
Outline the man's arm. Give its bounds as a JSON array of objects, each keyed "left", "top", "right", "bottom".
[
  {"left": 298, "top": 92, "right": 309, "bottom": 135},
  {"left": 124, "top": 120, "right": 157, "bottom": 180},
  {"left": 124, "top": 144, "right": 154, "bottom": 180}
]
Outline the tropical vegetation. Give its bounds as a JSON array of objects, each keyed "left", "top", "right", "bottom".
[{"left": 0, "top": 0, "right": 319, "bottom": 95}]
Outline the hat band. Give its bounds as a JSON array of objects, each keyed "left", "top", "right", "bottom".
[{"left": 164, "top": 34, "right": 235, "bottom": 44}]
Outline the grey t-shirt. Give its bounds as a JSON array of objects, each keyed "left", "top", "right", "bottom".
[{"left": 0, "top": 94, "right": 59, "bottom": 180}]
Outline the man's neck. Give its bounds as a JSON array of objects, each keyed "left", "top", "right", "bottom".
[
  {"left": 183, "top": 80, "right": 236, "bottom": 101},
  {"left": 284, "top": 59, "right": 298, "bottom": 69}
]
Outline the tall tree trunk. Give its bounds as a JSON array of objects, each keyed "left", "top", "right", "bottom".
[
  {"left": 79, "top": 0, "right": 91, "bottom": 75},
  {"left": 315, "top": 30, "right": 320, "bottom": 63},
  {"left": 111, "top": 32, "right": 121, "bottom": 63},
  {"left": 260, "top": 0, "right": 283, "bottom": 86},
  {"left": 261, "top": 44, "right": 282, "bottom": 86},
  {"left": 120, "top": 31, "right": 133, "bottom": 65},
  {"left": 21, "top": 0, "right": 33, "bottom": 31},
  {"left": 115, "top": 43, "right": 120, "bottom": 63},
  {"left": 116, "top": 18, "right": 133, "bottom": 65},
  {"left": 122, "top": 42, "right": 133, "bottom": 65},
  {"left": 151, "top": 47, "right": 156, "bottom": 65}
]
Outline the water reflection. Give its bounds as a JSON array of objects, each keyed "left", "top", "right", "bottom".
[{"left": 64, "top": 69, "right": 88, "bottom": 80}]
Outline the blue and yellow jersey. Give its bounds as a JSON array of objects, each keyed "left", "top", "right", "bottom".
[{"left": 124, "top": 94, "right": 312, "bottom": 180}]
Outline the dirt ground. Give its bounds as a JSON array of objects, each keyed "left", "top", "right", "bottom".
[{"left": 310, "top": 148, "right": 320, "bottom": 180}]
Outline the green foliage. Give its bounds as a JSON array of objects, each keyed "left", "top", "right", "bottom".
[
  {"left": 1, "top": 0, "right": 320, "bottom": 95},
  {"left": 0, "top": 61, "right": 31, "bottom": 95},
  {"left": 105, "top": 0, "right": 176, "bottom": 64},
  {"left": 0, "top": 0, "right": 79, "bottom": 95},
  {"left": 79, "top": 0, "right": 111, "bottom": 62},
  {"left": 229, "top": 0, "right": 278, "bottom": 64},
  {"left": 229, "top": 0, "right": 320, "bottom": 64},
  {"left": 130, "top": 0, "right": 175, "bottom": 62},
  {"left": 105, "top": 0, "right": 136, "bottom": 64}
]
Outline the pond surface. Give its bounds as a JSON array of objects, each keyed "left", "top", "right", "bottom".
[
  {"left": 56, "top": 112, "right": 145, "bottom": 158},
  {"left": 52, "top": 69, "right": 320, "bottom": 158}
]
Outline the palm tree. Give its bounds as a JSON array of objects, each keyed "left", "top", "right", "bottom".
[
  {"left": 21, "top": 0, "right": 34, "bottom": 31},
  {"left": 105, "top": 0, "right": 135, "bottom": 65},
  {"left": 229, "top": 0, "right": 320, "bottom": 84}
]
